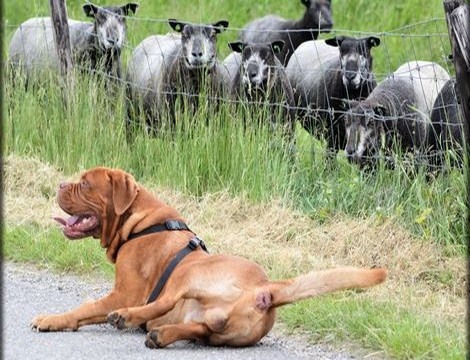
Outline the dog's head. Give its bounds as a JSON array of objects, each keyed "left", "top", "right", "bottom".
[{"left": 54, "top": 167, "right": 139, "bottom": 252}]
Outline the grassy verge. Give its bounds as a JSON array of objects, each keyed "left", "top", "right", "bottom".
[
  {"left": 279, "top": 297, "right": 464, "bottom": 359},
  {"left": 4, "top": 70, "right": 466, "bottom": 248},
  {"left": 4, "top": 226, "right": 115, "bottom": 277}
]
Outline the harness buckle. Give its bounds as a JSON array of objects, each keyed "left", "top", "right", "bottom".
[
  {"left": 188, "top": 237, "right": 200, "bottom": 250},
  {"left": 165, "top": 220, "right": 186, "bottom": 231}
]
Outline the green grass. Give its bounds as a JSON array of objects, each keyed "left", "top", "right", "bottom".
[
  {"left": 279, "top": 297, "right": 465, "bottom": 359},
  {"left": 4, "top": 70, "right": 466, "bottom": 248},
  {"left": 3, "top": 0, "right": 467, "bottom": 358},
  {"left": 4, "top": 226, "right": 115, "bottom": 277}
]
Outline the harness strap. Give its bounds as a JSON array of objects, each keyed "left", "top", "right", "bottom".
[
  {"left": 126, "top": 219, "right": 208, "bottom": 306},
  {"left": 146, "top": 237, "right": 206, "bottom": 304},
  {"left": 127, "top": 220, "right": 191, "bottom": 241}
]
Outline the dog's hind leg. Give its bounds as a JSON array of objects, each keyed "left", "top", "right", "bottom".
[{"left": 145, "top": 322, "right": 211, "bottom": 348}]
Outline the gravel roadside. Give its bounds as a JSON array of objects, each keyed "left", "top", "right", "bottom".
[{"left": 3, "top": 262, "right": 357, "bottom": 360}]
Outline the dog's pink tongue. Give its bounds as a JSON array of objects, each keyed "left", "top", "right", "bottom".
[
  {"left": 66, "top": 215, "right": 80, "bottom": 226},
  {"left": 53, "top": 217, "right": 67, "bottom": 226},
  {"left": 53, "top": 216, "right": 80, "bottom": 226}
]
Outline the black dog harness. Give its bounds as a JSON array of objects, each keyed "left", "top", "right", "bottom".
[{"left": 128, "top": 220, "right": 207, "bottom": 304}]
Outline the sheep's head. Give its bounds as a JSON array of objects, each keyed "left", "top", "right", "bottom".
[
  {"left": 169, "top": 19, "right": 229, "bottom": 70},
  {"left": 343, "top": 100, "right": 386, "bottom": 167},
  {"left": 228, "top": 41, "right": 284, "bottom": 96},
  {"left": 83, "top": 3, "right": 139, "bottom": 51},
  {"left": 302, "top": 0, "right": 333, "bottom": 32},
  {"left": 325, "top": 36, "right": 380, "bottom": 91}
]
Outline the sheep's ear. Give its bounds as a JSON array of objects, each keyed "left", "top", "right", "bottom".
[
  {"left": 228, "top": 41, "right": 244, "bottom": 53},
  {"left": 271, "top": 40, "right": 284, "bottom": 54},
  {"left": 366, "top": 36, "right": 381, "bottom": 48},
  {"left": 301, "top": 0, "right": 311, "bottom": 6},
  {"left": 325, "top": 36, "right": 344, "bottom": 47},
  {"left": 122, "top": 3, "right": 139, "bottom": 15},
  {"left": 169, "top": 19, "right": 186, "bottom": 33},
  {"left": 213, "top": 20, "right": 229, "bottom": 33},
  {"left": 83, "top": 3, "right": 99, "bottom": 18}
]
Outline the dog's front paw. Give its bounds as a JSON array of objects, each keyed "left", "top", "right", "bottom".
[
  {"left": 31, "top": 314, "right": 77, "bottom": 332},
  {"left": 145, "top": 329, "right": 163, "bottom": 349},
  {"left": 107, "top": 310, "right": 129, "bottom": 330}
]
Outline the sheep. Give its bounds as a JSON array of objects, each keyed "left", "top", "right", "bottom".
[
  {"left": 125, "top": 19, "right": 229, "bottom": 135},
  {"left": 286, "top": 36, "right": 381, "bottom": 153},
  {"left": 427, "top": 78, "right": 465, "bottom": 168},
  {"left": 223, "top": 41, "right": 296, "bottom": 141},
  {"left": 342, "top": 61, "right": 450, "bottom": 168},
  {"left": 240, "top": 0, "right": 333, "bottom": 65},
  {"left": 8, "top": 3, "right": 139, "bottom": 80}
]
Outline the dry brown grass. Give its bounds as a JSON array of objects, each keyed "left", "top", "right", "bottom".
[{"left": 3, "top": 154, "right": 465, "bottom": 326}]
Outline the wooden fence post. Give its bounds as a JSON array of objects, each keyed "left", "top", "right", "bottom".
[
  {"left": 443, "top": 0, "right": 470, "bottom": 151},
  {"left": 49, "top": 0, "right": 73, "bottom": 77},
  {"left": 443, "top": 1, "right": 470, "bottom": 314}
]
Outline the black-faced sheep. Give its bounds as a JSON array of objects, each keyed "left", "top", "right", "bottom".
[
  {"left": 8, "top": 3, "right": 139, "bottom": 79},
  {"left": 240, "top": 0, "right": 333, "bottom": 65},
  {"left": 342, "top": 61, "right": 450, "bottom": 168},
  {"left": 428, "top": 78, "right": 465, "bottom": 168},
  {"left": 286, "top": 36, "right": 380, "bottom": 153},
  {"left": 223, "top": 41, "right": 296, "bottom": 140},
  {"left": 125, "top": 19, "right": 229, "bottom": 135}
]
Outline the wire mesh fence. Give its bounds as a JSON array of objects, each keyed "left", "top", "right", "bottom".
[{"left": 4, "top": 11, "right": 466, "bottom": 171}]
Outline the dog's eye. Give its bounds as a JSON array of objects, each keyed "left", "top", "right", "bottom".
[{"left": 80, "top": 180, "right": 90, "bottom": 189}]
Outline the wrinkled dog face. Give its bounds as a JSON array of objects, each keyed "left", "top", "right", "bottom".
[
  {"left": 344, "top": 103, "right": 385, "bottom": 166},
  {"left": 169, "top": 19, "right": 229, "bottom": 70},
  {"left": 303, "top": 0, "right": 333, "bottom": 31},
  {"left": 54, "top": 167, "right": 138, "bottom": 240},
  {"left": 325, "top": 36, "right": 380, "bottom": 90},
  {"left": 228, "top": 41, "right": 284, "bottom": 93},
  {"left": 83, "top": 3, "right": 139, "bottom": 50}
]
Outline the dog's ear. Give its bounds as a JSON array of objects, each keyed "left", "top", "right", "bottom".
[{"left": 110, "top": 170, "right": 138, "bottom": 215}]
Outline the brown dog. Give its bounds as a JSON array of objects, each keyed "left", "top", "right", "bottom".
[{"left": 31, "top": 167, "right": 387, "bottom": 348}]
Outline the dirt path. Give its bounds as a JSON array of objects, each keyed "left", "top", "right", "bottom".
[{"left": 3, "top": 262, "right": 356, "bottom": 360}]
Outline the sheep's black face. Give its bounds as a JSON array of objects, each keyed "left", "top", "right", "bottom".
[
  {"left": 325, "top": 36, "right": 380, "bottom": 91},
  {"left": 344, "top": 103, "right": 384, "bottom": 167},
  {"left": 83, "top": 3, "right": 139, "bottom": 51},
  {"left": 304, "top": 0, "right": 333, "bottom": 32},
  {"left": 169, "top": 20, "right": 229, "bottom": 70},
  {"left": 229, "top": 41, "right": 284, "bottom": 96}
]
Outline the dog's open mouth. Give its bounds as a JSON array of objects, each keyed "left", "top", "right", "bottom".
[{"left": 53, "top": 214, "right": 100, "bottom": 240}]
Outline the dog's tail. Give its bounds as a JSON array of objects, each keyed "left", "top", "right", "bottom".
[{"left": 262, "top": 267, "right": 387, "bottom": 309}]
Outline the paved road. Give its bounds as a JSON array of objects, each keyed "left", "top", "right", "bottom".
[{"left": 4, "top": 262, "right": 355, "bottom": 360}]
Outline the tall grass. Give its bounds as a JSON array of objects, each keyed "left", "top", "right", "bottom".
[{"left": 4, "top": 67, "right": 466, "bottom": 249}]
